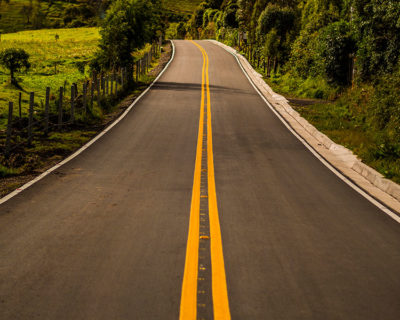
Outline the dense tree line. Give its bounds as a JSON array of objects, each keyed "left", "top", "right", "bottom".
[
  {"left": 178, "top": 0, "right": 399, "bottom": 87},
  {"left": 175, "top": 0, "right": 400, "bottom": 166}
]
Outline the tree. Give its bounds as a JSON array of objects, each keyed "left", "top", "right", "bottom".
[
  {"left": 257, "top": 4, "right": 296, "bottom": 70},
  {"left": 97, "top": 0, "right": 155, "bottom": 79},
  {"left": 0, "top": 48, "right": 31, "bottom": 84},
  {"left": 222, "top": 2, "right": 239, "bottom": 28},
  {"left": 20, "top": 0, "right": 34, "bottom": 24},
  {"left": 353, "top": 0, "right": 400, "bottom": 80}
]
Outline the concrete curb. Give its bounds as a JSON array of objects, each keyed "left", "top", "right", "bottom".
[{"left": 210, "top": 40, "right": 400, "bottom": 209}]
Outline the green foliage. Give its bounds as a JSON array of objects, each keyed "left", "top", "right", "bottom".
[
  {"left": 0, "top": 163, "right": 18, "bottom": 177},
  {"left": 317, "top": 21, "right": 355, "bottom": 85},
  {"left": 257, "top": 4, "right": 295, "bottom": 37},
  {"left": 263, "top": 29, "right": 279, "bottom": 59},
  {"left": 222, "top": 1, "right": 239, "bottom": 28},
  {"left": 289, "top": 28, "right": 320, "bottom": 78},
  {"left": 0, "top": 48, "right": 30, "bottom": 83},
  {"left": 353, "top": 0, "right": 400, "bottom": 81},
  {"left": 165, "top": 21, "right": 187, "bottom": 39},
  {"left": 300, "top": 0, "right": 342, "bottom": 32},
  {"left": 237, "top": 0, "right": 255, "bottom": 30},
  {"left": 97, "top": 0, "right": 155, "bottom": 71},
  {"left": 268, "top": 73, "right": 339, "bottom": 100},
  {"left": 367, "top": 65, "right": 400, "bottom": 146},
  {"left": 257, "top": 4, "right": 296, "bottom": 64}
]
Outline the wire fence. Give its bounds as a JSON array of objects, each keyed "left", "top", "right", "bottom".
[{"left": 0, "top": 42, "right": 161, "bottom": 157}]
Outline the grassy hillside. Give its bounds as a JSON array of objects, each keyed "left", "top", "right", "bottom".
[
  {"left": 0, "top": 0, "right": 65, "bottom": 33},
  {"left": 0, "top": 27, "right": 100, "bottom": 125},
  {"left": 0, "top": 0, "right": 200, "bottom": 34},
  {"left": 163, "top": 0, "right": 202, "bottom": 15}
]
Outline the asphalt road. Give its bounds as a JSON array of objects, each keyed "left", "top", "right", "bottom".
[{"left": 1, "top": 40, "right": 400, "bottom": 320}]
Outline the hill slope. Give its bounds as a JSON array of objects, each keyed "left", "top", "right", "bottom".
[
  {"left": 0, "top": 0, "right": 102, "bottom": 33},
  {"left": 163, "top": 0, "right": 202, "bottom": 15}
]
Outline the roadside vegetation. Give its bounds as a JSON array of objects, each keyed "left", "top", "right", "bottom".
[{"left": 178, "top": 0, "right": 400, "bottom": 184}]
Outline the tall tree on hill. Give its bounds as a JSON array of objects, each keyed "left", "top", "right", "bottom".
[
  {"left": 95, "top": 0, "right": 157, "bottom": 82},
  {"left": 20, "top": 0, "right": 34, "bottom": 24}
]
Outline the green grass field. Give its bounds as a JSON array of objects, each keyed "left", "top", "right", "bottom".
[{"left": 0, "top": 27, "right": 100, "bottom": 125}]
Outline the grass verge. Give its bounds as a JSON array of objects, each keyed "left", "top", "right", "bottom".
[
  {"left": 0, "top": 27, "right": 100, "bottom": 126},
  {"left": 0, "top": 41, "right": 172, "bottom": 197}
]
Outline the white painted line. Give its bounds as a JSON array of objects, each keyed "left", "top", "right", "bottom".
[
  {"left": 212, "top": 40, "right": 400, "bottom": 224},
  {"left": 0, "top": 41, "right": 176, "bottom": 205}
]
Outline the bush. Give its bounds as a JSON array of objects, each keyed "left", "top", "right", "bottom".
[
  {"left": 0, "top": 48, "right": 31, "bottom": 84},
  {"left": 367, "top": 65, "right": 400, "bottom": 147}
]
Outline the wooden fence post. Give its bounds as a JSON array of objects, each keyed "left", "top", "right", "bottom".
[
  {"left": 83, "top": 82, "right": 87, "bottom": 115},
  {"left": 110, "top": 74, "right": 114, "bottom": 95},
  {"left": 45, "top": 87, "right": 50, "bottom": 135},
  {"left": 106, "top": 76, "right": 109, "bottom": 96},
  {"left": 90, "top": 80, "right": 94, "bottom": 110},
  {"left": 5, "top": 102, "right": 13, "bottom": 155},
  {"left": 28, "top": 92, "right": 34, "bottom": 145},
  {"left": 121, "top": 68, "right": 124, "bottom": 89},
  {"left": 136, "top": 61, "right": 139, "bottom": 82},
  {"left": 18, "top": 92, "right": 22, "bottom": 119},
  {"left": 115, "top": 71, "right": 119, "bottom": 93},
  {"left": 70, "top": 85, "right": 75, "bottom": 124},
  {"left": 58, "top": 87, "right": 63, "bottom": 128},
  {"left": 102, "top": 77, "right": 105, "bottom": 97},
  {"left": 96, "top": 78, "right": 100, "bottom": 107}
]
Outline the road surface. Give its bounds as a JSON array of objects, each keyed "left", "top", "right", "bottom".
[{"left": 1, "top": 40, "right": 400, "bottom": 320}]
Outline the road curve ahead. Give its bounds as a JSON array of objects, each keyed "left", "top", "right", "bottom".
[{"left": 1, "top": 40, "right": 400, "bottom": 320}]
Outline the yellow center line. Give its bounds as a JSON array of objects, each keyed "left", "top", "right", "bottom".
[
  {"left": 179, "top": 40, "right": 205, "bottom": 320},
  {"left": 180, "top": 40, "right": 231, "bottom": 320}
]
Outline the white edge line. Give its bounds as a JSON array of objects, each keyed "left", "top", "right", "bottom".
[
  {"left": 211, "top": 40, "right": 400, "bottom": 224},
  {"left": 0, "top": 40, "right": 176, "bottom": 205}
]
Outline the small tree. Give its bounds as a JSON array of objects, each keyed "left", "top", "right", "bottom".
[
  {"left": 97, "top": 0, "right": 156, "bottom": 83},
  {"left": 20, "top": 3, "right": 33, "bottom": 24},
  {"left": 0, "top": 48, "right": 31, "bottom": 84}
]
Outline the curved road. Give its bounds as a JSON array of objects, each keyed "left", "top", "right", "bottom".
[{"left": 1, "top": 40, "right": 400, "bottom": 320}]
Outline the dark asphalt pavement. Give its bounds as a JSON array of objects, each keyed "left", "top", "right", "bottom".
[{"left": 1, "top": 40, "right": 400, "bottom": 320}]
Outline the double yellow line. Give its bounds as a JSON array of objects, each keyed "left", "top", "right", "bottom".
[{"left": 179, "top": 41, "right": 231, "bottom": 319}]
